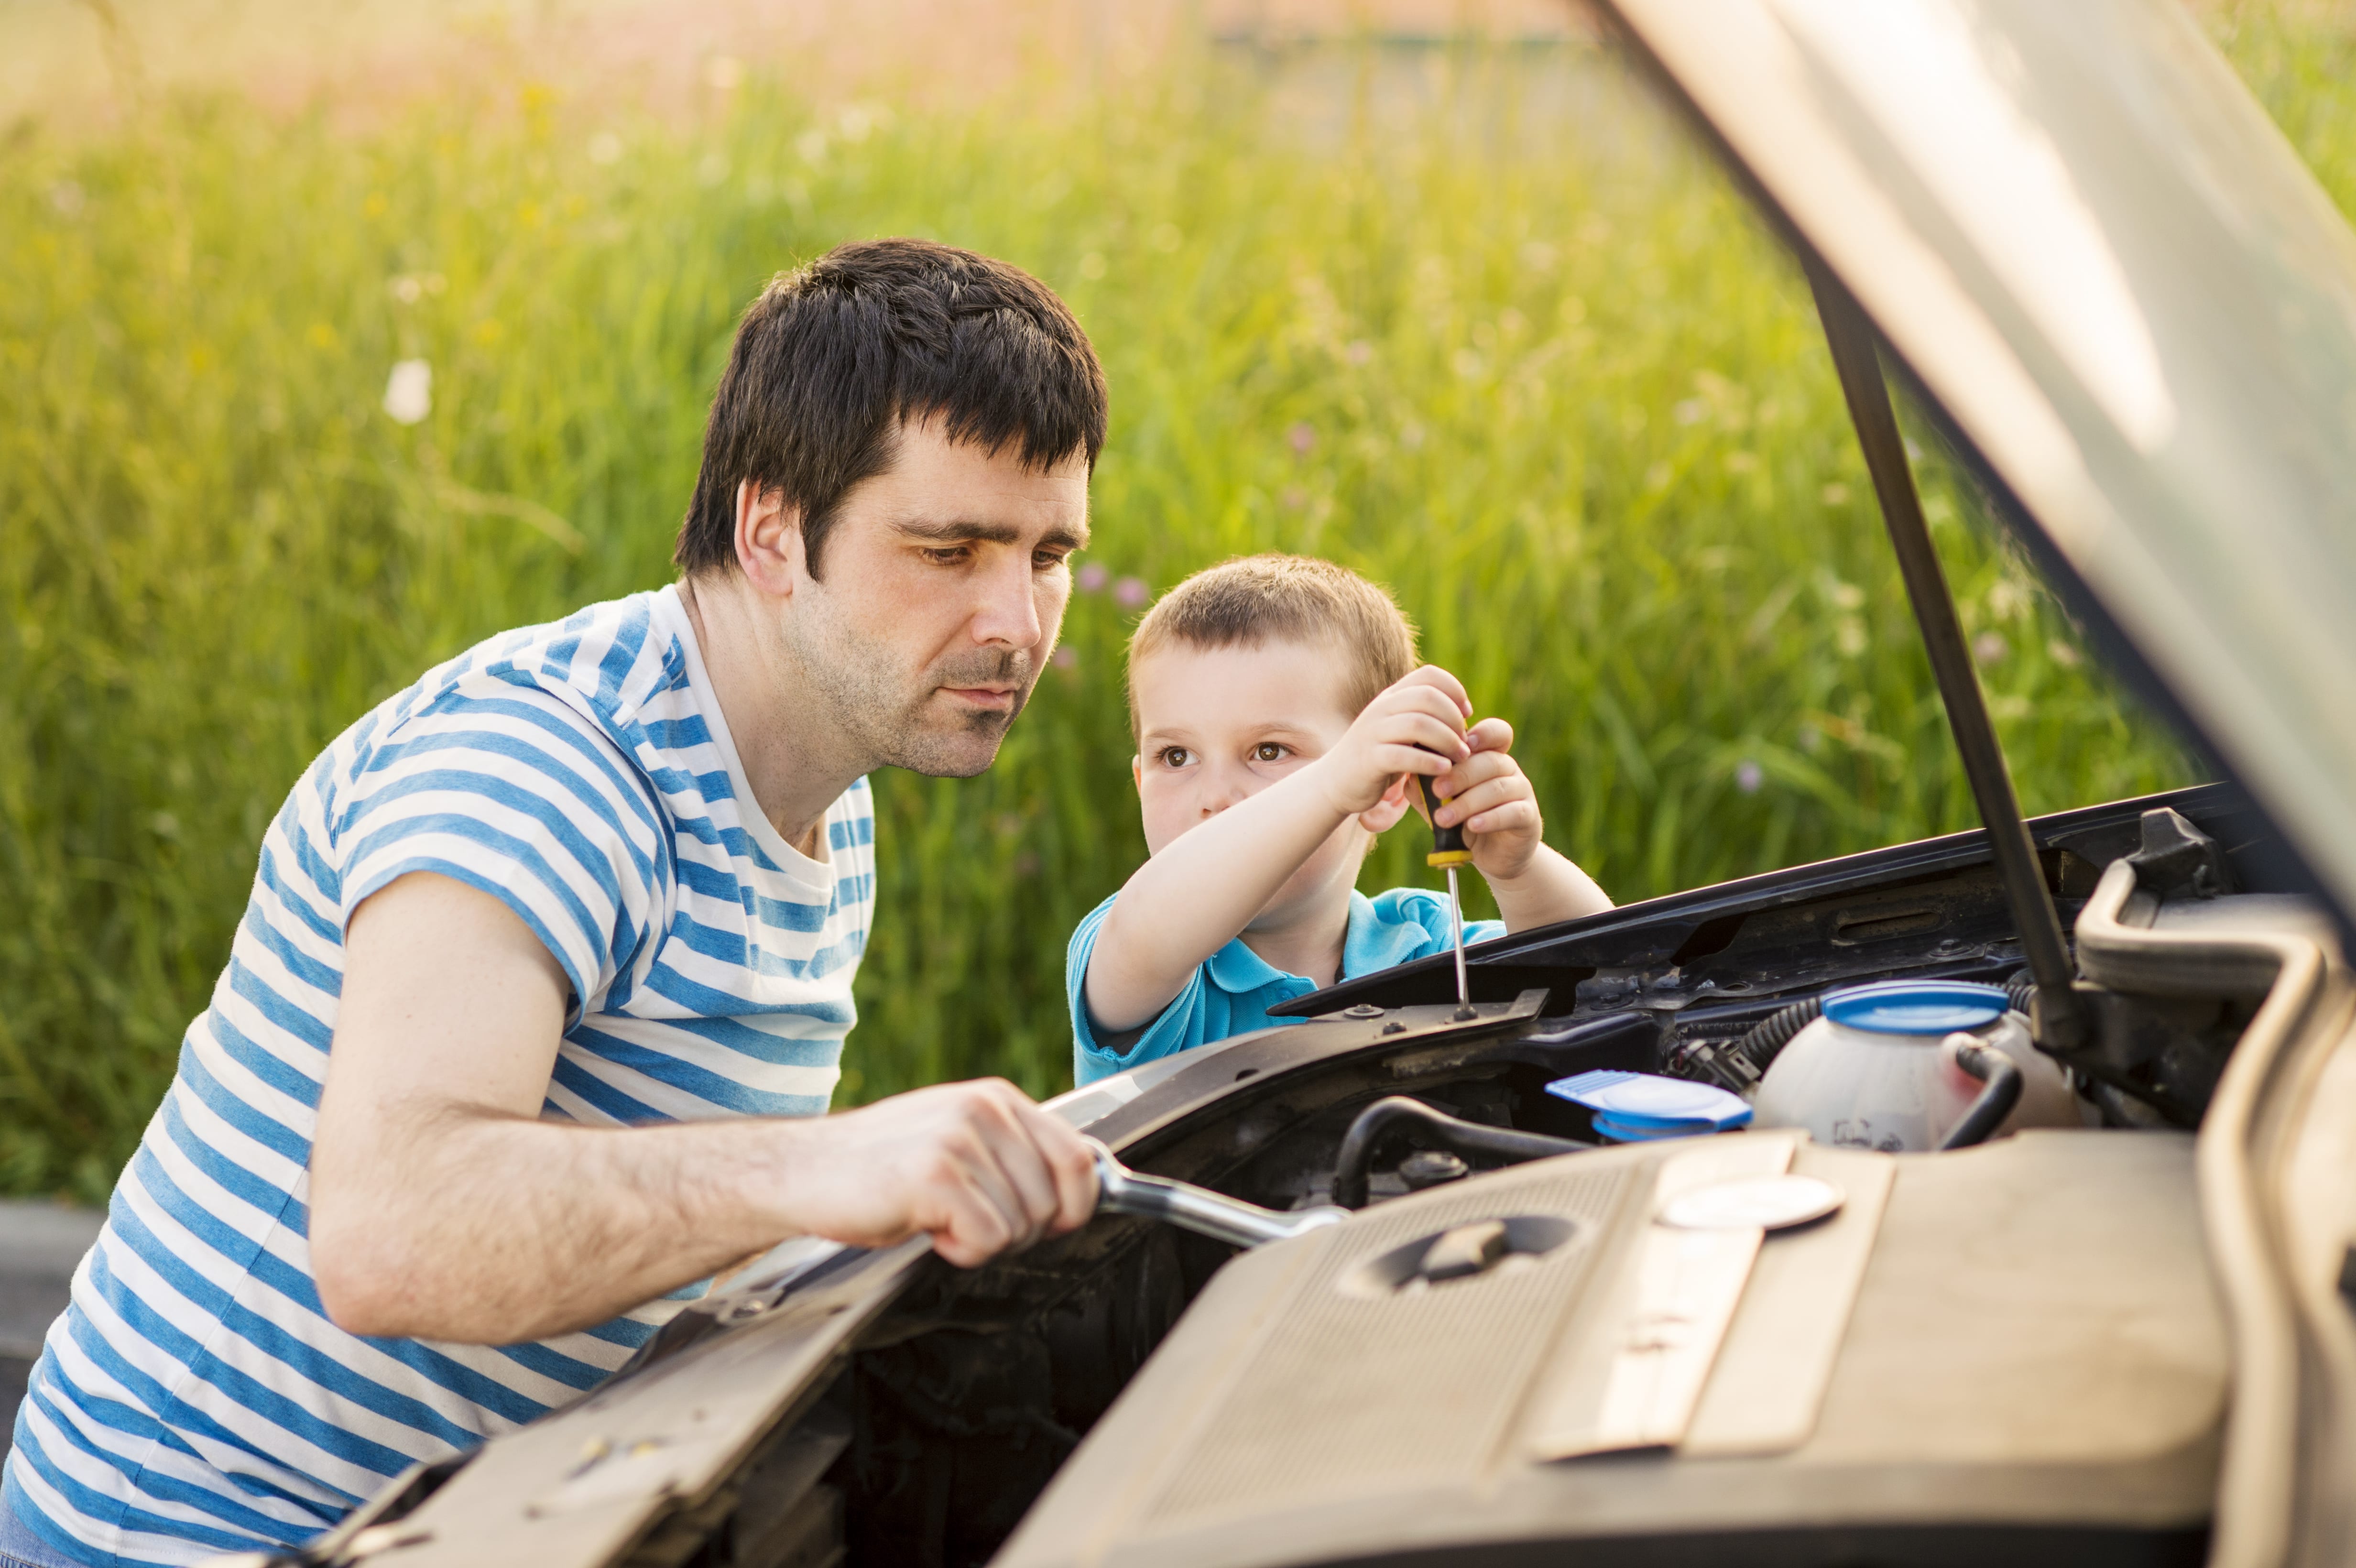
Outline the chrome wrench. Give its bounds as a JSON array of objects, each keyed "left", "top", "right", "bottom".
[{"left": 1089, "top": 1140, "right": 1347, "bottom": 1249}]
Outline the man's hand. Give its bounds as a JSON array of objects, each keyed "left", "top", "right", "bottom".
[
  {"left": 1305, "top": 666, "right": 1472, "bottom": 820},
  {"left": 770, "top": 1079, "right": 1098, "bottom": 1268},
  {"left": 311, "top": 871, "right": 1097, "bottom": 1345}
]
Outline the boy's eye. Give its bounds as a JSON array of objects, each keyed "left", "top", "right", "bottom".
[
  {"left": 1159, "top": 746, "right": 1193, "bottom": 769},
  {"left": 1253, "top": 742, "right": 1287, "bottom": 763}
]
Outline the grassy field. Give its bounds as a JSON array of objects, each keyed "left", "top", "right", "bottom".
[{"left": 3, "top": 7, "right": 2336, "bottom": 1201}]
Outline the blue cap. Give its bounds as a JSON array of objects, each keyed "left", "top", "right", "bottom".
[
  {"left": 1546, "top": 1070, "right": 1753, "bottom": 1142},
  {"left": 1820, "top": 979, "right": 2009, "bottom": 1035},
  {"left": 1590, "top": 1112, "right": 1715, "bottom": 1143}
]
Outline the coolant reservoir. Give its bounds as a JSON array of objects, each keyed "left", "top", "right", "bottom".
[{"left": 1749, "top": 980, "right": 2078, "bottom": 1153}]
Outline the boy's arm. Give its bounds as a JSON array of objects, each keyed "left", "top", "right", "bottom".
[
  {"left": 1086, "top": 673, "right": 1473, "bottom": 1034},
  {"left": 1084, "top": 769, "right": 1345, "bottom": 1032},
  {"left": 1436, "top": 717, "right": 1615, "bottom": 933},
  {"left": 1483, "top": 843, "right": 1614, "bottom": 932}
]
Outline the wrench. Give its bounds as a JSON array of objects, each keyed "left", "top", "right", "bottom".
[{"left": 1089, "top": 1139, "right": 1348, "bottom": 1249}]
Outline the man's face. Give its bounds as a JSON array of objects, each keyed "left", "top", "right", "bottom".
[{"left": 781, "top": 418, "right": 1090, "bottom": 778}]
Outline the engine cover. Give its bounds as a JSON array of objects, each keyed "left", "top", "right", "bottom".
[{"left": 994, "top": 1131, "right": 2222, "bottom": 1568}]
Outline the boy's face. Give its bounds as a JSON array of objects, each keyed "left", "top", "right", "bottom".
[{"left": 1131, "top": 636, "right": 1373, "bottom": 930}]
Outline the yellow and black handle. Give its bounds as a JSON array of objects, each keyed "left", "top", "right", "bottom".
[{"left": 1416, "top": 766, "right": 1474, "bottom": 869}]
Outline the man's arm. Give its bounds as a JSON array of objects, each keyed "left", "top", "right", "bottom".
[{"left": 309, "top": 871, "right": 1097, "bottom": 1345}]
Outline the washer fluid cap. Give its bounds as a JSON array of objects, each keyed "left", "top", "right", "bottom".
[
  {"left": 1591, "top": 1112, "right": 1715, "bottom": 1143},
  {"left": 1547, "top": 1070, "right": 1753, "bottom": 1137},
  {"left": 1820, "top": 979, "right": 2009, "bottom": 1035}
]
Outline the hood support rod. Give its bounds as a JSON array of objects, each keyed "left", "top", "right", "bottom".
[{"left": 1809, "top": 265, "right": 2084, "bottom": 1050}]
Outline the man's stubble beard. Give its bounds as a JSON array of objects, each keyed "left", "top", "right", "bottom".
[{"left": 784, "top": 600, "right": 1041, "bottom": 780}]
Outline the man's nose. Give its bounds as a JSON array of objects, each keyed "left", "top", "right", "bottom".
[{"left": 969, "top": 550, "right": 1045, "bottom": 649}]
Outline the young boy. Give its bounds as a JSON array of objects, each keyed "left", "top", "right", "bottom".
[{"left": 1069, "top": 554, "right": 1612, "bottom": 1085}]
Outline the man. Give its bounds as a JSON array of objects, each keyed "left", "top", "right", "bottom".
[{"left": 1, "top": 239, "right": 1109, "bottom": 1568}]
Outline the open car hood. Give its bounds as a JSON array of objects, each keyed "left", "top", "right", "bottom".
[{"left": 1600, "top": 0, "right": 2356, "bottom": 927}]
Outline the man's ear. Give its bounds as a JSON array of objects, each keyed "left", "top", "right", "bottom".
[{"left": 733, "top": 480, "right": 804, "bottom": 597}]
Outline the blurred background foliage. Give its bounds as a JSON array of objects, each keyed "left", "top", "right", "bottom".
[{"left": 0, "top": 0, "right": 2332, "bottom": 1200}]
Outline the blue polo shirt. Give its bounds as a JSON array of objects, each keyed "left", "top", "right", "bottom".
[{"left": 1068, "top": 888, "right": 1505, "bottom": 1084}]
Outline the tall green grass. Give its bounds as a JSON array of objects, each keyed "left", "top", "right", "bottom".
[{"left": 10, "top": 12, "right": 2337, "bottom": 1199}]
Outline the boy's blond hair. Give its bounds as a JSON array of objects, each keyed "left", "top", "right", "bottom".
[{"left": 1125, "top": 554, "right": 1418, "bottom": 736}]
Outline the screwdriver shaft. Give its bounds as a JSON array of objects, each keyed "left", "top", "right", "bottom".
[
  {"left": 1445, "top": 864, "right": 1470, "bottom": 1011},
  {"left": 1415, "top": 761, "right": 1477, "bottom": 1020}
]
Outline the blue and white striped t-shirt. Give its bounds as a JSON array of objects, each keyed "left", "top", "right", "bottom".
[{"left": 4, "top": 585, "right": 876, "bottom": 1566}]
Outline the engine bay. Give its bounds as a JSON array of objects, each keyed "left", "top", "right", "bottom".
[
  {"left": 613, "top": 790, "right": 2313, "bottom": 1568},
  {"left": 305, "top": 787, "right": 2338, "bottom": 1568}
]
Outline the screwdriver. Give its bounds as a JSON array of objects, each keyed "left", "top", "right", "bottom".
[{"left": 1417, "top": 768, "right": 1478, "bottom": 1020}]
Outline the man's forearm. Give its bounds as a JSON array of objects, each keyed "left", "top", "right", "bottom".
[
  {"left": 317, "top": 871, "right": 1099, "bottom": 1347},
  {"left": 312, "top": 1108, "right": 802, "bottom": 1343}
]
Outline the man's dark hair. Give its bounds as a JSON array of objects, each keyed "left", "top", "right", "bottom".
[{"left": 674, "top": 238, "right": 1109, "bottom": 577}]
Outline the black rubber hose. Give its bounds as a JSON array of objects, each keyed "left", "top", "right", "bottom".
[
  {"left": 1743, "top": 978, "right": 2036, "bottom": 1078},
  {"left": 1332, "top": 1097, "right": 1589, "bottom": 1210},
  {"left": 1736, "top": 997, "right": 1822, "bottom": 1074},
  {"left": 1938, "top": 1040, "right": 2023, "bottom": 1151}
]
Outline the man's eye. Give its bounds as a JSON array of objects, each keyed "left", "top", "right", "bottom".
[
  {"left": 1254, "top": 742, "right": 1287, "bottom": 763},
  {"left": 1035, "top": 550, "right": 1070, "bottom": 571},
  {"left": 924, "top": 546, "right": 970, "bottom": 566}
]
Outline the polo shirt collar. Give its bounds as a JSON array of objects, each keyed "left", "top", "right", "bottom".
[
  {"left": 1343, "top": 890, "right": 1436, "bottom": 976},
  {"left": 1205, "top": 930, "right": 1297, "bottom": 994}
]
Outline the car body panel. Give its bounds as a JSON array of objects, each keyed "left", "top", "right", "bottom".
[
  {"left": 1599, "top": 0, "right": 2356, "bottom": 926},
  {"left": 996, "top": 1132, "right": 2222, "bottom": 1568}
]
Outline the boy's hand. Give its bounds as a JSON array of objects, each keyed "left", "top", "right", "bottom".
[
  {"left": 1429, "top": 718, "right": 1545, "bottom": 882},
  {"left": 1306, "top": 666, "right": 1472, "bottom": 820}
]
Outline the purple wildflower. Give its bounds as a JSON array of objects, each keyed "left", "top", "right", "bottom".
[{"left": 1114, "top": 576, "right": 1150, "bottom": 609}]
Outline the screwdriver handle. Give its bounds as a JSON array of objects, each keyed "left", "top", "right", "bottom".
[{"left": 1416, "top": 754, "right": 1473, "bottom": 869}]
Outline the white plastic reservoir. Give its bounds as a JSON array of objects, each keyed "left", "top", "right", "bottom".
[{"left": 1748, "top": 980, "right": 2079, "bottom": 1153}]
